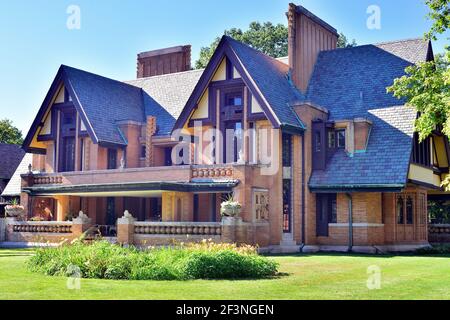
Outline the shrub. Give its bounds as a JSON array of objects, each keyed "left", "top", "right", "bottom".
[
  {"left": 416, "top": 244, "right": 450, "bottom": 255},
  {"left": 28, "top": 240, "right": 278, "bottom": 281}
]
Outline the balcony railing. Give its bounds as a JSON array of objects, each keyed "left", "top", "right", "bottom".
[
  {"left": 11, "top": 221, "right": 73, "bottom": 234},
  {"left": 27, "top": 164, "right": 237, "bottom": 187},
  {"left": 191, "top": 165, "right": 234, "bottom": 179},
  {"left": 134, "top": 222, "right": 222, "bottom": 236}
]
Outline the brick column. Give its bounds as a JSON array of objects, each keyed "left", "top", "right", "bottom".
[
  {"left": 117, "top": 211, "right": 135, "bottom": 245},
  {"left": 221, "top": 217, "right": 245, "bottom": 243},
  {"left": 72, "top": 212, "right": 92, "bottom": 239},
  {"left": 145, "top": 116, "right": 157, "bottom": 167}
]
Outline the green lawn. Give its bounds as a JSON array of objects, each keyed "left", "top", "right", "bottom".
[{"left": 1, "top": 249, "right": 449, "bottom": 300}]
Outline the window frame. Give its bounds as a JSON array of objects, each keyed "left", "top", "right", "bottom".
[{"left": 336, "top": 129, "right": 346, "bottom": 149}]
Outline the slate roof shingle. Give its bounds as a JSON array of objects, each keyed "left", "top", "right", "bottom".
[
  {"left": 307, "top": 38, "right": 431, "bottom": 189},
  {"left": 126, "top": 69, "right": 203, "bottom": 136},
  {"left": 1, "top": 153, "right": 33, "bottom": 196},
  {"left": 226, "top": 36, "right": 305, "bottom": 129},
  {"left": 0, "top": 144, "right": 25, "bottom": 180},
  {"left": 37, "top": 37, "right": 430, "bottom": 190},
  {"left": 63, "top": 65, "right": 145, "bottom": 145}
]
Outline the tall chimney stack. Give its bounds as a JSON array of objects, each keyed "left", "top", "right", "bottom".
[
  {"left": 137, "top": 45, "right": 191, "bottom": 78},
  {"left": 287, "top": 4, "right": 339, "bottom": 93}
]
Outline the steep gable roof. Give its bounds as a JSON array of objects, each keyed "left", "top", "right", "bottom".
[
  {"left": 173, "top": 36, "right": 305, "bottom": 132},
  {"left": 23, "top": 65, "right": 146, "bottom": 150},
  {"left": 63, "top": 65, "right": 145, "bottom": 145},
  {"left": 0, "top": 144, "right": 25, "bottom": 180},
  {"left": 226, "top": 36, "right": 305, "bottom": 129}
]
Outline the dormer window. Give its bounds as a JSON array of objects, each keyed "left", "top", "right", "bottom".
[
  {"left": 336, "top": 130, "right": 346, "bottom": 149},
  {"left": 327, "top": 129, "right": 346, "bottom": 149}
]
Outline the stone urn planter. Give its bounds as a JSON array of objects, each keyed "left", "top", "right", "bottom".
[
  {"left": 5, "top": 205, "right": 25, "bottom": 219},
  {"left": 220, "top": 196, "right": 242, "bottom": 218}
]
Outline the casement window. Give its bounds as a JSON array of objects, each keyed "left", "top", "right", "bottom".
[
  {"left": 315, "top": 131, "right": 322, "bottom": 152},
  {"left": 140, "top": 145, "right": 146, "bottom": 159},
  {"left": 336, "top": 130, "right": 346, "bottom": 148},
  {"left": 326, "top": 129, "right": 346, "bottom": 150},
  {"left": 411, "top": 132, "right": 432, "bottom": 167},
  {"left": 225, "top": 92, "right": 243, "bottom": 107},
  {"left": 397, "top": 194, "right": 415, "bottom": 225},
  {"left": 328, "top": 131, "right": 336, "bottom": 149}
]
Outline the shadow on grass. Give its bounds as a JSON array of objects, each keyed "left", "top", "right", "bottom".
[{"left": 263, "top": 252, "right": 450, "bottom": 259}]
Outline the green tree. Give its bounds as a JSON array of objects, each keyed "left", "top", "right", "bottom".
[
  {"left": 387, "top": 48, "right": 450, "bottom": 141},
  {"left": 195, "top": 22, "right": 288, "bottom": 69},
  {"left": 425, "top": 0, "right": 450, "bottom": 40},
  {"left": 0, "top": 119, "right": 23, "bottom": 145},
  {"left": 337, "top": 32, "right": 357, "bottom": 48},
  {"left": 195, "top": 22, "right": 357, "bottom": 69},
  {"left": 387, "top": 0, "right": 449, "bottom": 188}
]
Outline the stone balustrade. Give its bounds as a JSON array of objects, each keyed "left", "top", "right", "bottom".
[
  {"left": 429, "top": 224, "right": 450, "bottom": 243},
  {"left": 134, "top": 222, "right": 222, "bottom": 236},
  {"left": 429, "top": 224, "right": 450, "bottom": 234},
  {"left": 11, "top": 221, "right": 73, "bottom": 234},
  {"left": 33, "top": 175, "right": 64, "bottom": 185},
  {"left": 191, "top": 166, "right": 233, "bottom": 179}
]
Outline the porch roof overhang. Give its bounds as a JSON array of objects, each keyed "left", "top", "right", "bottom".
[
  {"left": 309, "top": 184, "right": 405, "bottom": 193},
  {"left": 23, "top": 180, "right": 239, "bottom": 197}
]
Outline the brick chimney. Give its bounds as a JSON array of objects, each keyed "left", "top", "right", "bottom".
[
  {"left": 137, "top": 45, "right": 191, "bottom": 78},
  {"left": 287, "top": 4, "right": 339, "bottom": 93}
]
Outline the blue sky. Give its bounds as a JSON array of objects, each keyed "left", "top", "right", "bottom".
[{"left": 0, "top": 0, "right": 448, "bottom": 134}]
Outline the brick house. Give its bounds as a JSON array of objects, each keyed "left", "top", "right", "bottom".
[{"left": 16, "top": 4, "right": 450, "bottom": 252}]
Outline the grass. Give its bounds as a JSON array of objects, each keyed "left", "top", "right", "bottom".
[{"left": 1, "top": 249, "right": 450, "bottom": 300}]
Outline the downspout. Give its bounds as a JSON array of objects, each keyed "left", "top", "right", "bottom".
[
  {"left": 346, "top": 193, "right": 353, "bottom": 252},
  {"left": 300, "top": 134, "right": 306, "bottom": 251}
]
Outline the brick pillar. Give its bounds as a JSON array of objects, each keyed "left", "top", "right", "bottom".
[
  {"left": 117, "top": 211, "right": 135, "bottom": 245},
  {"left": 162, "top": 192, "right": 174, "bottom": 221},
  {"left": 221, "top": 217, "right": 244, "bottom": 243},
  {"left": 20, "top": 173, "right": 34, "bottom": 219},
  {"left": 145, "top": 116, "right": 157, "bottom": 167},
  {"left": 181, "top": 193, "right": 194, "bottom": 222},
  {"left": 72, "top": 212, "right": 92, "bottom": 238}
]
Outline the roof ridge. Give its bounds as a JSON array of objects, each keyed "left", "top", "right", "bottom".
[
  {"left": 61, "top": 65, "right": 141, "bottom": 91},
  {"left": 224, "top": 36, "right": 289, "bottom": 70},
  {"left": 373, "top": 37, "right": 426, "bottom": 46},
  {"left": 126, "top": 68, "right": 204, "bottom": 82},
  {"left": 318, "top": 37, "right": 427, "bottom": 54}
]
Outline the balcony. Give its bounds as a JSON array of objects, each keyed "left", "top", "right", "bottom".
[{"left": 21, "top": 164, "right": 240, "bottom": 196}]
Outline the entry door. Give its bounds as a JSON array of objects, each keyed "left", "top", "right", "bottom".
[{"left": 316, "top": 195, "right": 330, "bottom": 237}]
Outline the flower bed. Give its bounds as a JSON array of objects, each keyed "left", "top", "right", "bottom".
[{"left": 27, "top": 240, "right": 278, "bottom": 280}]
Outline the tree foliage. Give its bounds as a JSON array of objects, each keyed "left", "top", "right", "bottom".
[
  {"left": 0, "top": 119, "right": 23, "bottom": 145},
  {"left": 195, "top": 22, "right": 356, "bottom": 69},
  {"left": 337, "top": 32, "right": 357, "bottom": 48},
  {"left": 425, "top": 0, "right": 450, "bottom": 40},
  {"left": 195, "top": 22, "right": 288, "bottom": 69},
  {"left": 388, "top": 0, "right": 450, "bottom": 189},
  {"left": 387, "top": 48, "right": 450, "bottom": 141}
]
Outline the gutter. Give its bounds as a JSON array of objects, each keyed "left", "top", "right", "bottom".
[
  {"left": 346, "top": 193, "right": 353, "bottom": 252},
  {"left": 309, "top": 184, "right": 405, "bottom": 193},
  {"left": 301, "top": 134, "right": 306, "bottom": 247}
]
